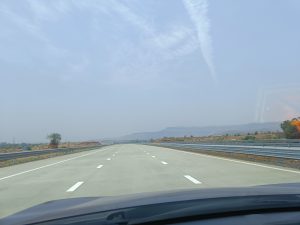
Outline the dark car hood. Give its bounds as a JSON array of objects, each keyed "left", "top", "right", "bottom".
[{"left": 2, "top": 183, "right": 300, "bottom": 225}]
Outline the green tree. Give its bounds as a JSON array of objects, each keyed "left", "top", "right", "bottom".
[
  {"left": 47, "top": 133, "right": 62, "bottom": 148},
  {"left": 280, "top": 119, "right": 300, "bottom": 139},
  {"left": 243, "top": 135, "right": 256, "bottom": 140}
]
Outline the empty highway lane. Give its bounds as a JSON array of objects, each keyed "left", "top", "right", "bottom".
[{"left": 1, "top": 144, "right": 300, "bottom": 218}]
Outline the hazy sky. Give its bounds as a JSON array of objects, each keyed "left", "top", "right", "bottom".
[{"left": 1, "top": 0, "right": 300, "bottom": 142}]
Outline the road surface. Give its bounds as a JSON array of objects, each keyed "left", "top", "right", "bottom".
[{"left": 1, "top": 144, "right": 300, "bottom": 218}]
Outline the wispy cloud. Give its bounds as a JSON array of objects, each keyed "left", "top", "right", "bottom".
[
  {"left": 183, "top": 0, "right": 217, "bottom": 83},
  {"left": 110, "top": 0, "right": 154, "bottom": 35},
  {"left": 27, "top": 0, "right": 70, "bottom": 22},
  {"left": 62, "top": 0, "right": 199, "bottom": 63},
  {"left": 153, "top": 26, "right": 199, "bottom": 59},
  {"left": 70, "top": 0, "right": 200, "bottom": 85},
  {"left": 27, "top": 0, "right": 56, "bottom": 21},
  {"left": 0, "top": 3, "right": 67, "bottom": 58},
  {"left": 0, "top": 4, "right": 45, "bottom": 42},
  {"left": 105, "top": 0, "right": 199, "bottom": 63},
  {"left": 71, "top": 0, "right": 111, "bottom": 15},
  {"left": 0, "top": 0, "right": 203, "bottom": 85},
  {"left": 68, "top": 56, "right": 90, "bottom": 73}
]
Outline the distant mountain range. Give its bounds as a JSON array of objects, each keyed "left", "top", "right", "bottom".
[{"left": 117, "top": 122, "right": 281, "bottom": 140}]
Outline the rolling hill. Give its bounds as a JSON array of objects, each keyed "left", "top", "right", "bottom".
[{"left": 118, "top": 122, "right": 281, "bottom": 140}]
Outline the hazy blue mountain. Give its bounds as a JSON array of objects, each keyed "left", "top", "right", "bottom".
[{"left": 118, "top": 122, "right": 281, "bottom": 140}]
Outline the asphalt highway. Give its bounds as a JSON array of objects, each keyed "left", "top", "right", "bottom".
[{"left": 1, "top": 144, "right": 300, "bottom": 218}]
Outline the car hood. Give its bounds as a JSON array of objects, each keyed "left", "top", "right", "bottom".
[{"left": 2, "top": 183, "right": 300, "bottom": 225}]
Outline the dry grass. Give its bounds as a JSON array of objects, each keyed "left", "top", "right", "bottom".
[{"left": 155, "top": 132, "right": 284, "bottom": 143}]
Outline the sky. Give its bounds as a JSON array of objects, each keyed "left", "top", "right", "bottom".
[{"left": 1, "top": 0, "right": 300, "bottom": 143}]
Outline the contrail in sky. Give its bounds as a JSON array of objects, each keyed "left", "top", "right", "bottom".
[{"left": 183, "top": 0, "right": 217, "bottom": 83}]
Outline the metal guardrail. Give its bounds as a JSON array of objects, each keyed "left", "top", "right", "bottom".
[
  {"left": 0, "top": 146, "right": 102, "bottom": 161},
  {"left": 166, "top": 140, "right": 300, "bottom": 148},
  {"left": 157, "top": 143, "right": 300, "bottom": 160},
  {"left": 206, "top": 141, "right": 300, "bottom": 148}
]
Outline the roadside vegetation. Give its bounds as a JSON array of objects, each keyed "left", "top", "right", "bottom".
[
  {"left": 0, "top": 141, "right": 101, "bottom": 154},
  {"left": 281, "top": 117, "right": 300, "bottom": 139},
  {"left": 0, "top": 132, "right": 101, "bottom": 154},
  {"left": 47, "top": 133, "right": 62, "bottom": 148},
  {"left": 153, "top": 118, "right": 300, "bottom": 143},
  {"left": 0, "top": 132, "right": 102, "bottom": 167},
  {"left": 0, "top": 146, "right": 101, "bottom": 168},
  {"left": 153, "top": 131, "right": 284, "bottom": 143}
]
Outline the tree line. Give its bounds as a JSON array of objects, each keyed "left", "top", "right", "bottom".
[
  {"left": 46, "top": 118, "right": 300, "bottom": 148},
  {"left": 281, "top": 117, "right": 300, "bottom": 139}
]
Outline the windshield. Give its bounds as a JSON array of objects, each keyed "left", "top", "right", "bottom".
[{"left": 1, "top": 0, "right": 300, "bottom": 219}]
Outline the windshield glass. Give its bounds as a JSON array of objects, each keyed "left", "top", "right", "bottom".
[{"left": 1, "top": 0, "right": 300, "bottom": 219}]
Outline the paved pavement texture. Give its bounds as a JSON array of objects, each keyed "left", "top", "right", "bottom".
[{"left": 1, "top": 144, "right": 300, "bottom": 218}]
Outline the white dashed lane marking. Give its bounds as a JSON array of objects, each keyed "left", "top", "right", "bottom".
[
  {"left": 66, "top": 181, "right": 84, "bottom": 192},
  {"left": 184, "top": 175, "right": 201, "bottom": 184}
]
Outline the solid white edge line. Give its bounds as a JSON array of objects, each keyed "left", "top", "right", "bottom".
[
  {"left": 66, "top": 181, "right": 84, "bottom": 192},
  {"left": 167, "top": 148, "right": 300, "bottom": 174},
  {"left": 0, "top": 148, "right": 106, "bottom": 181},
  {"left": 161, "top": 161, "right": 168, "bottom": 165},
  {"left": 97, "top": 165, "right": 103, "bottom": 169},
  {"left": 184, "top": 175, "right": 201, "bottom": 184}
]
